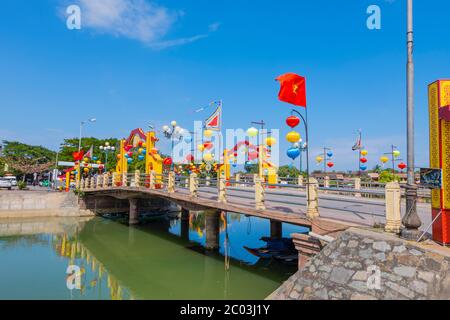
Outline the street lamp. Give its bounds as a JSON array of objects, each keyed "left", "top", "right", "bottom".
[
  {"left": 162, "top": 120, "right": 185, "bottom": 169},
  {"left": 78, "top": 118, "right": 97, "bottom": 151},
  {"left": 99, "top": 142, "right": 116, "bottom": 171}
]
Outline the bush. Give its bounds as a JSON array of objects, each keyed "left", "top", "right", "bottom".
[{"left": 17, "top": 181, "right": 27, "bottom": 190}]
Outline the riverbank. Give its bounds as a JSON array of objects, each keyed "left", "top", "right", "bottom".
[
  {"left": 269, "top": 227, "right": 450, "bottom": 300},
  {"left": 0, "top": 190, "right": 94, "bottom": 218}
]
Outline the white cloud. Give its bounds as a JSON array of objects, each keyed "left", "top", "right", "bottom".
[{"left": 64, "top": 0, "right": 218, "bottom": 49}]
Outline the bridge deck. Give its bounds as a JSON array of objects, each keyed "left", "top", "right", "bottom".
[{"left": 85, "top": 185, "right": 431, "bottom": 236}]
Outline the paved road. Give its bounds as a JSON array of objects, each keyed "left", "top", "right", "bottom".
[{"left": 175, "top": 185, "right": 432, "bottom": 230}]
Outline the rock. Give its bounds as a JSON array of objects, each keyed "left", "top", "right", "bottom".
[
  {"left": 318, "top": 265, "right": 332, "bottom": 273},
  {"left": 393, "top": 245, "right": 407, "bottom": 253},
  {"left": 373, "top": 241, "right": 391, "bottom": 252},
  {"left": 359, "top": 249, "right": 373, "bottom": 259},
  {"left": 329, "top": 267, "right": 354, "bottom": 285},
  {"left": 418, "top": 271, "right": 434, "bottom": 283},
  {"left": 352, "top": 271, "right": 368, "bottom": 281},
  {"left": 411, "top": 280, "right": 428, "bottom": 296},
  {"left": 348, "top": 240, "right": 359, "bottom": 248},
  {"left": 385, "top": 281, "right": 415, "bottom": 299},
  {"left": 409, "top": 249, "right": 423, "bottom": 256},
  {"left": 349, "top": 281, "right": 368, "bottom": 292},
  {"left": 344, "top": 261, "right": 363, "bottom": 269},
  {"left": 362, "top": 238, "right": 374, "bottom": 244},
  {"left": 309, "top": 265, "right": 316, "bottom": 273},
  {"left": 393, "top": 266, "right": 416, "bottom": 278},
  {"left": 315, "top": 288, "right": 329, "bottom": 300},
  {"left": 351, "top": 293, "right": 377, "bottom": 300},
  {"left": 374, "top": 252, "right": 386, "bottom": 261},
  {"left": 290, "top": 290, "right": 300, "bottom": 299}
]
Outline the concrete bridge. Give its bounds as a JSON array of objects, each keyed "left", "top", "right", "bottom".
[{"left": 79, "top": 171, "right": 432, "bottom": 239}]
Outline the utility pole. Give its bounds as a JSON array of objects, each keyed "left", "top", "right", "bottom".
[{"left": 401, "top": 0, "right": 422, "bottom": 240}]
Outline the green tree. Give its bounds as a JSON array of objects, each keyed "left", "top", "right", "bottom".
[
  {"left": 59, "top": 137, "right": 120, "bottom": 172},
  {"left": 2, "top": 141, "right": 56, "bottom": 178},
  {"left": 277, "top": 165, "right": 301, "bottom": 178}
]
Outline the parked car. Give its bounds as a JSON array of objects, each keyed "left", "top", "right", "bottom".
[
  {"left": 0, "top": 178, "right": 12, "bottom": 190},
  {"left": 3, "top": 176, "right": 17, "bottom": 187}
]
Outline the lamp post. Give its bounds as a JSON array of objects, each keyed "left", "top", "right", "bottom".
[
  {"left": 402, "top": 0, "right": 422, "bottom": 240},
  {"left": 99, "top": 142, "right": 116, "bottom": 171},
  {"left": 162, "top": 121, "right": 184, "bottom": 170},
  {"left": 78, "top": 118, "right": 96, "bottom": 152},
  {"left": 250, "top": 120, "right": 266, "bottom": 178}
]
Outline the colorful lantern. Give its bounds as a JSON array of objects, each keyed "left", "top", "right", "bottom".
[
  {"left": 204, "top": 129, "right": 213, "bottom": 138},
  {"left": 83, "top": 157, "right": 89, "bottom": 162},
  {"left": 96, "top": 160, "right": 101, "bottom": 164},
  {"left": 186, "top": 154, "right": 195, "bottom": 162},
  {"left": 380, "top": 156, "right": 389, "bottom": 164},
  {"left": 83, "top": 168, "right": 89, "bottom": 173},
  {"left": 150, "top": 148, "right": 158, "bottom": 154},
  {"left": 265, "top": 137, "right": 276, "bottom": 147},
  {"left": 398, "top": 162, "right": 407, "bottom": 170},
  {"left": 117, "top": 154, "right": 121, "bottom": 159},
  {"left": 138, "top": 148, "right": 143, "bottom": 154},
  {"left": 327, "top": 152, "right": 333, "bottom": 158},
  {"left": 327, "top": 162, "right": 334, "bottom": 168},
  {"left": 138, "top": 141, "right": 143, "bottom": 147},
  {"left": 247, "top": 127, "right": 258, "bottom": 137},
  {"left": 360, "top": 157, "right": 368, "bottom": 164},
  {"left": 127, "top": 151, "right": 133, "bottom": 157},
  {"left": 204, "top": 142, "right": 214, "bottom": 150},
  {"left": 361, "top": 150, "right": 368, "bottom": 156},
  {"left": 203, "top": 153, "right": 213, "bottom": 162},
  {"left": 198, "top": 144, "right": 205, "bottom": 152},
  {"left": 163, "top": 157, "right": 173, "bottom": 166},
  {"left": 286, "top": 131, "right": 301, "bottom": 143},
  {"left": 287, "top": 147, "right": 300, "bottom": 160},
  {"left": 138, "top": 155, "right": 145, "bottom": 161},
  {"left": 127, "top": 158, "right": 133, "bottom": 164},
  {"left": 286, "top": 116, "right": 300, "bottom": 128},
  {"left": 316, "top": 156, "right": 323, "bottom": 163},
  {"left": 124, "top": 145, "right": 132, "bottom": 152},
  {"left": 360, "top": 165, "right": 368, "bottom": 171},
  {"left": 393, "top": 150, "right": 401, "bottom": 158}
]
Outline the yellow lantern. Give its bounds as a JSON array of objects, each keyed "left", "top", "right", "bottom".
[
  {"left": 286, "top": 131, "right": 301, "bottom": 143},
  {"left": 380, "top": 156, "right": 389, "bottom": 164},
  {"left": 203, "top": 153, "right": 213, "bottom": 162},
  {"left": 247, "top": 127, "right": 258, "bottom": 137},
  {"left": 316, "top": 156, "right": 324, "bottom": 163},
  {"left": 198, "top": 144, "right": 205, "bottom": 152},
  {"left": 138, "top": 148, "right": 143, "bottom": 154},
  {"left": 83, "top": 168, "right": 89, "bottom": 173},
  {"left": 96, "top": 161, "right": 101, "bottom": 165},
  {"left": 204, "top": 129, "right": 213, "bottom": 138},
  {"left": 393, "top": 150, "right": 401, "bottom": 158},
  {"left": 265, "top": 137, "right": 276, "bottom": 147},
  {"left": 361, "top": 150, "right": 368, "bottom": 156},
  {"left": 83, "top": 157, "right": 89, "bottom": 162}
]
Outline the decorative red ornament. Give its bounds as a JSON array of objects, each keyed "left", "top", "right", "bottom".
[
  {"left": 398, "top": 162, "right": 407, "bottom": 170},
  {"left": 204, "top": 142, "right": 214, "bottom": 150},
  {"left": 286, "top": 116, "right": 300, "bottom": 128},
  {"left": 327, "top": 162, "right": 334, "bottom": 168},
  {"left": 99, "top": 165, "right": 104, "bottom": 170},
  {"left": 360, "top": 157, "right": 368, "bottom": 164},
  {"left": 138, "top": 141, "right": 143, "bottom": 147},
  {"left": 186, "top": 154, "right": 194, "bottom": 162},
  {"left": 163, "top": 157, "right": 173, "bottom": 166},
  {"left": 127, "top": 151, "right": 133, "bottom": 157},
  {"left": 124, "top": 145, "right": 132, "bottom": 152}
]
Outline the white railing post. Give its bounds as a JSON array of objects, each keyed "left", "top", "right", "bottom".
[
  {"left": 96, "top": 175, "right": 102, "bottom": 188},
  {"left": 189, "top": 173, "right": 198, "bottom": 198},
  {"left": 122, "top": 173, "right": 128, "bottom": 187},
  {"left": 354, "top": 177, "right": 361, "bottom": 198},
  {"left": 218, "top": 174, "right": 227, "bottom": 203},
  {"left": 385, "top": 181, "right": 401, "bottom": 234},
  {"left": 134, "top": 170, "right": 140, "bottom": 188},
  {"left": 168, "top": 171, "right": 175, "bottom": 193},
  {"left": 206, "top": 176, "right": 211, "bottom": 186},
  {"left": 112, "top": 172, "right": 118, "bottom": 187},
  {"left": 149, "top": 171, "right": 155, "bottom": 190},
  {"left": 307, "top": 177, "right": 319, "bottom": 219},
  {"left": 255, "top": 177, "right": 265, "bottom": 210},
  {"left": 90, "top": 177, "right": 95, "bottom": 189},
  {"left": 80, "top": 178, "right": 85, "bottom": 191},
  {"left": 235, "top": 173, "right": 241, "bottom": 187},
  {"left": 103, "top": 173, "right": 109, "bottom": 188},
  {"left": 298, "top": 175, "right": 304, "bottom": 187}
]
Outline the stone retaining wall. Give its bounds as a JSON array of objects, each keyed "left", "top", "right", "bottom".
[
  {"left": 0, "top": 191, "right": 93, "bottom": 218},
  {"left": 269, "top": 228, "right": 450, "bottom": 300}
]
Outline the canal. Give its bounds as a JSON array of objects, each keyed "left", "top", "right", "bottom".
[{"left": 0, "top": 212, "right": 308, "bottom": 300}]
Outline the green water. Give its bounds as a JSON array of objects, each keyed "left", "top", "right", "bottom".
[{"left": 0, "top": 213, "right": 306, "bottom": 300}]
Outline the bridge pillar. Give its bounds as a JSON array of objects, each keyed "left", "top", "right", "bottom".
[
  {"left": 270, "top": 220, "right": 282, "bottom": 239},
  {"left": 122, "top": 173, "right": 128, "bottom": 187},
  {"left": 180, "top": 208, "right": 190, "bottom": 241},
  {"left": 96, "top": 175, "right": 102, "bottom": 188},
  {"left": 354, "top": 178, "right": 361, "bottom": 198},
  {"left": 103, "top": 173, "right": 109, "bottom": 188},
  {"left": 112, "top": 172, "right": 118, "bottom": 187},
  {"left": 91, "top": 177, "right": 96, "bottom": 189},
  {"left": 189, "top": 173, "right": 198, "bottom": 198},
  {"left": 205, "top": 210, "right": 220, "bottom": 250},
  {"left": 255, "top": 177, "right": 266, "bottom": 210},
  {"left": 306, "top": 177, "right": 319, "bottom": 219},
  {"left": 385, "top": 182, "right": 401, "bottom": 234},
  {"left": 128, "top": 198, "right": 139, "bottom": 225},
  {"left": 206, "top": 176, "right": 211, "bottom": 187},
  {"left": 134, "top": 170, "right": 141, "bottom": 188},
  {"left": 168, "top": 171, "right": 175, "bottom": 193},
  {"left": 80, "top": 178, "right": 85, "bottom": 191},
  {"left": 149, "top": 171, "right": 155, "bottom": 189}
]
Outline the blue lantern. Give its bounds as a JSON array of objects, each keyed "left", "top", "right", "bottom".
[
  {"left": 141, "top": 148, "right": 146, "bottom": 154},
  {"left": 92, "top": 156, "right": 98, "bottom": 161},
  {"left": 327, "top": 152, "right": 333, "bottom": 158},
  {"left": 127, "top": 158, "right": 133, "bottom": 164},
  {"left": 138, "top": 155, "right": 145, "bottom": 161},
  {"left": 287, "top": 147, "right": 300, "bottom": 160},
  {"left": 232, "top": 163, "right": 237, "bottom": 168},
  {"left": 124, "top": 153, "right": 129, "bottom": 158},
  {"left": 360, "top": 165, "right": 367, "bottom": 171}
]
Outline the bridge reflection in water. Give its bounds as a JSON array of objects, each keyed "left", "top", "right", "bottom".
[{"left": 8, "top": 212, "right": 307, "bottom": 300}]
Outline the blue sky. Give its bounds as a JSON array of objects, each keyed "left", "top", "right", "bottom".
[{"left": 1, "top": 0, "right": 449, "bottom": 171}]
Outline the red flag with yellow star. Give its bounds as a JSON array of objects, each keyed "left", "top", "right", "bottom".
[{"left": 276, "top": 73, "right": 307, "bottom": 107}]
